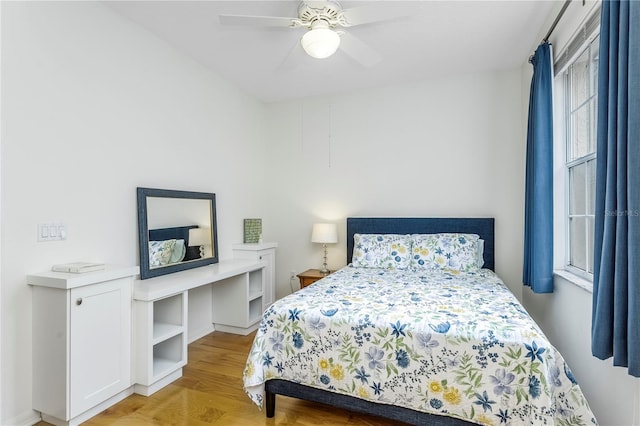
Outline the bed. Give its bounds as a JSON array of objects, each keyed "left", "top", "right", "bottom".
[
  {"left": 148, "top": 225, "right": 202, "bottom": 265},
  {"left": 243, "top": 218, "right": 597, "bottom": 425}
]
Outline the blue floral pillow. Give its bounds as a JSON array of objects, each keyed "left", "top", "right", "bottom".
[
  {"left": 352, "top": 234, "right": 412, "bottom": 269},
  {"left": 149, "top": 239, "right": 176, "bottom": 267},
  {"left": 410, "top": 233, "right": 481, "bottom": 272}
]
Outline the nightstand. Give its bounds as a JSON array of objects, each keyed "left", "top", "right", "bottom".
[{"left": 297, "top": 269, "right": 332, "bottom": 288}]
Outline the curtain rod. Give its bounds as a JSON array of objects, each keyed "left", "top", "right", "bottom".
[
  {"left": 543, "top": 0, "right": 573, "bottom": 42},
  {"left": 529, "top": 0, "right": 572, "bottom": 63}
]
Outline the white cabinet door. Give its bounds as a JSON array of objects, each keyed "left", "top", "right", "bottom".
[{"left": 69, "top": 278, "right": 131, "bottom": 417}]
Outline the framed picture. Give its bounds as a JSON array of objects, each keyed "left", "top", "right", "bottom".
[{"left": 243, "top": 218, "right": 262, "bottom": 243}]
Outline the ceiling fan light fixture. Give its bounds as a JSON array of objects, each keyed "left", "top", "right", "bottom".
[{"left": 301, "top": 27, "right": 341, "bottom": 59}]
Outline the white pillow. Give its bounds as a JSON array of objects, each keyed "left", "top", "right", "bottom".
[
  {"left": 168, "top": 239, "right": 186, "bottom": 264},
  {"left": 352, "top": 234, "right": 412, "bottom": 269},
  {"left": 410, "top": 233, "right": 481, "bottom": 272}
]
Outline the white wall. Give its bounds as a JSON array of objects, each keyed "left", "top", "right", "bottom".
[
  {"left": 0, "top": 2, "right": 4, "bottom": 421},
  {"left": 521, "top": 1, "right": 640, "bottom": 424},
  {"left": 1, "top": 2, "right": 267, "bottom": 423},
  {"left": 264, "top": 70, "right": 526, "bottom": 301},
  {"left": 524, "top": 280, "right": 637, "bottom": 425}
]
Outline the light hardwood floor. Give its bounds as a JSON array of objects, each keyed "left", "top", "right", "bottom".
[{"left": 37, "top": 331, "right": 402, "bottom": 425}]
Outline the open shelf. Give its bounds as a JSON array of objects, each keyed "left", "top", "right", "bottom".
[
  {"left": 249, "top": 297, "right": 263, "bottom": 323},
  {"left": 152, "top": 333, "right": 184, "bottom": 378},
  {"left": 248, "top": 269, "right": 262, "bottom": 300},
  {"left": 134, "top": 254, "right": 274, "bottom": 395},
  {"left": 153, "top": 294, "right": 183, "bottom": 327},
  {"left": 152, "top": 357, "right": 180, "bottom": 379},
  {"left": 152, "top": 322, "right": 183, "bottom": 344},
  {"left": 152, "top": 294, "right": 184, "bottom": 343}
]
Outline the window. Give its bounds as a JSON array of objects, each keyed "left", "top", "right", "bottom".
[{"left": 562, "top": 35, "right": 599, "bottom": 278}]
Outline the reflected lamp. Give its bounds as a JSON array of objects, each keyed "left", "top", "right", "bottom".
[{"left": 189, "top": 227, "right": 211, "bottom": 258}]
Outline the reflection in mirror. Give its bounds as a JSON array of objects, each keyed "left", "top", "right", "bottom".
[{"left": 137, "top": 187, "right": 218, "bottom": 280}]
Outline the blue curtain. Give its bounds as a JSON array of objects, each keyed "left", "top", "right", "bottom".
[
  {"left": 523, "top": 42, "right": 554, "bottom": 294},
  {"left": 592, "top": 0, "right": 640, "bottom": 377}
]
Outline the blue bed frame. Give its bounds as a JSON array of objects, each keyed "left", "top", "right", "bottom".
[{"left": 265, "top": 217, "right": 495, "bottom": 425}]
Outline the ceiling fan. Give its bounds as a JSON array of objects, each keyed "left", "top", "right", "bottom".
[{"left": 218, "top": 1, "right": 413, "bottom": 67}]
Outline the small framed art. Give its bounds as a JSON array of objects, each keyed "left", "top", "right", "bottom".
[{"left": 243, "top": 218, "right": 262, "bottom": 243}]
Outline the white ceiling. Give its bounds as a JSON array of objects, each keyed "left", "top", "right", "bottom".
[{"left": 104, "top": 0, "right": 557, "bottom": 103}]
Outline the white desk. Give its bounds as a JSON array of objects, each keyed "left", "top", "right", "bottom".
[{"left": 133, "top": 258, "right": 267, "bottom": 396}]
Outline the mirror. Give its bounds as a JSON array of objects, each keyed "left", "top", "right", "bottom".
[{"left": 137, "top": 187, "right": 218, "bottom": 279}]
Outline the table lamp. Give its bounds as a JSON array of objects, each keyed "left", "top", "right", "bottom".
[
  {"left": 311, "top": 223, "right": 338, "bottom": 274},
  {"left": 188, "top": 227, "right": 211, "bottom": 258}
]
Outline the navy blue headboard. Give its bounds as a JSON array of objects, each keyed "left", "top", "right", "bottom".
[
  {"left": 346, "top": 217, "right": 495, "bottom": 271},
  {"left": 149, "top": 225, "right": 195, "bottom": 243}
]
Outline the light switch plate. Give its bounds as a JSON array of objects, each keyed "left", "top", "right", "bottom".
[{"left": 38, "top": 223, "right": 67, "bottom": 242}]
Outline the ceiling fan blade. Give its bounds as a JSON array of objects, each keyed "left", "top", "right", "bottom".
[
  {"left": 340, "top": 4, "right": 415, "bottom": 27},
  {"left": 277, "top": 40, "right": 305, "bottom": 72},
  {"left": 218, "top": 14, "right": 296, "bottom": 28},
  {"left": 338, "top": 32, "right": 382, "bottom": 67}
]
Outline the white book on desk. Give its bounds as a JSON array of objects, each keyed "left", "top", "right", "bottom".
[{"left": 52, "top": 262, "right": 106, "bottom": 274}]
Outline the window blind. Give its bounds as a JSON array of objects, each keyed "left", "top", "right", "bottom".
[{"left": 554, "top": 6, "right": 601, "bottom": 76}]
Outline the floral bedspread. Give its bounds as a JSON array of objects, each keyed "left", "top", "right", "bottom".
[{"left": 243, "top": 266, "right": 597, "bottom": 425}]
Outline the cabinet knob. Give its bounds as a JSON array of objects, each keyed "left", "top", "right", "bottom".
[
  {"left": 259, "top": 256, "right": 263, "bottom": 260},
  {"left": 76, "top": 298, "right": 83, "bottom": 306}
]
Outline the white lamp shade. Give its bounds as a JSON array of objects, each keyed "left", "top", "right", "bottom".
[
  {"left": 301, "top": 28, "right": 341, "bottom": 59},
  {"left": 311, "top": 223, "right": 338, "bottom": 244},
  {"left": 188, "top": 227, "right": 211, "bottom": 247}
]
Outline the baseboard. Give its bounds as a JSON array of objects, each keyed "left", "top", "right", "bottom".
[
  {"left": 39, "top": 387, "right": 133, "bottom": 426},
  {"left": 134, "top": 368, "right": 182, "bottom": 396},
  {"left": 213, "top": 323, "right": 258, "bottom": 336},
  {"left": 187, "top": 324, "right": 215, "bottom": 344},
  {"left": 2, "top": 409, "right": 41, "bottom": 426}
]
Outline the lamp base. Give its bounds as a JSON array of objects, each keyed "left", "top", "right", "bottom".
[{"left": 319, "top": 243, "right": 330, "bottom": 275}]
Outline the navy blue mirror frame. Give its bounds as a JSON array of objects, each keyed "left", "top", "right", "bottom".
[{"left": 137, "top": 187, "right": 219, "bottom": 280}]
